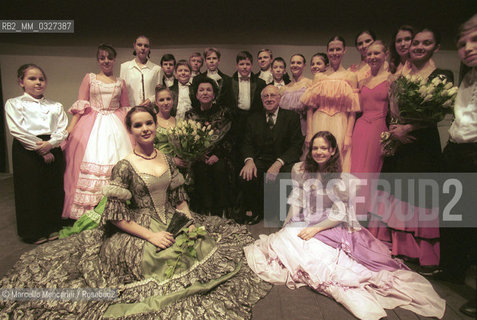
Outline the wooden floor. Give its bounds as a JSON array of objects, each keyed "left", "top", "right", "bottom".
[{"left": 0, "top": 174, "right": 474, "bottom": 320}]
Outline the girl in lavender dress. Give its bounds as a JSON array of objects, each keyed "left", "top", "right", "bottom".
[
  {"left": 244, "top": 131, "right": 445, "bottom": 320},
  {"left": 279, "top": 54, "right": 312, "bottom": 136}
]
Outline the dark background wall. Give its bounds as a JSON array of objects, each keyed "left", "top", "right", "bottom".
[{"left": 0, "top": 0, "right": 475, "bottom": 49}]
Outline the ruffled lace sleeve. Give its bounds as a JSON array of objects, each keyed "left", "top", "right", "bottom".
[
  {"left": 300, "top": 78, "right": 360, "bottom": 114},
  {"left": 101, "top": 160, "right": 133, "bottom": 223},
  {"left": 69, "top": 74, "right": 92, "bottom": 115},
  {"left": 165, "top": 155, "right": 190, "bottom": 206},
  {"left": 325, "top": 173, "right": 361, "bottom": 231},
  {"left": 287, "top": 162, "right": 306, "bottom": 208}
]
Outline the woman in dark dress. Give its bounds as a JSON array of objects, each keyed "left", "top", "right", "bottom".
[
  {"left": 185, "top": 77, "right": 236, "bottom": 217},
  {"left": 368, "top": 28, "right": 454, "bottom": 270}
]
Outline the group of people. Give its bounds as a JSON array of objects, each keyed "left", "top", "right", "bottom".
[{"left": 2, "top": 13, "right": 476, "bottom": 319}]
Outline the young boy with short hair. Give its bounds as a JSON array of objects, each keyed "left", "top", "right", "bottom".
[
  {"left": 270, "top": 57, "right": 290, "bottom": 90},
  {"left": 160, "top": 53, "right": 177, "bottom": 87}
]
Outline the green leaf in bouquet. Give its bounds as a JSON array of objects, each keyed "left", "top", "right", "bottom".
[
  {"left": 189, "top": 248, "right": 197, "bottom": 258},
  {"left": 176, "top": 234, "right": 187, "bottom": 246},
  {"left": 174, "top": 247, "right": 186, "bottom": 254},
  {"left": 197, "top": 228, "right": 207, "bottom": 236},
  {"left": 167, "top": 259, "right": 175, "bottom": 266},
  {"left": 165, "top": 266, "right": 174, "bottom": 278}
]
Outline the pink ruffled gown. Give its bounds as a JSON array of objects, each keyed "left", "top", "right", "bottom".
[
  {"left": 244, "top": 163, "right": 445, "bottom": 320},
  {"left": 351, "top": 81, "right": 389, "bottom": 173},
  {"left": 301, "top": 78, "right": 361, "bottom": 172},
  {"left": 62, "top": 73, "right": 133, "bottom": 219}
]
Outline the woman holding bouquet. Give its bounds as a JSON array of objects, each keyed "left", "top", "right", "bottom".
[
  {"left": 383, "top": 28, "right": 454, "bottom": 173},
  {"left": 185, "top": 77, "right": 235, "bottom": 217},
  {"left": 0, "top": 105, "right": 271, "bottom": 319},
  {"left": 368, "top": 28, "right": 454, "bottom": 270}
]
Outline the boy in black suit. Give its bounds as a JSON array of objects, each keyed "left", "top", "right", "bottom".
[
  {"left": 190, "top": 48, "right": 231, "bottom": 107},
  {"left": 161, "top": 53, "right": 177, "bottom": 88}
]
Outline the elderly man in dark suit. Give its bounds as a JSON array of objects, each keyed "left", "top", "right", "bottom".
[{"left": 239, "top": 85, "right": 304, "bottom": 224}]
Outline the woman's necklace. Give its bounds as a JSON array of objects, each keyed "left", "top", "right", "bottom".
[{"left": 134, "top": 149, "right": 157, "bottom": 160}]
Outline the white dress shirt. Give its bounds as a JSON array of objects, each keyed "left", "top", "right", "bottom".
[
  {"left": 5, "top": 93, "right": 69, "bottom": 150},
  {"left": 120, "top": 59, "right": 162, "bottom": 107},
  {"left": 258, "top": 69, "right": 273, "bottom": 84},
  {"left": 207, "top": 70, "right": 222, "bottom": 85},
  {"left": 448, "top": 71, "right": 477, "bottom": 143},
  {"left": 244, "top": 108, "right": 284, "bottom": 166},
  {"left": 176, "top": 83, "right": 192, "bottom": 120},
  {"left": 163, "top": 76, "right": 175, "bottom": 88},
  {"left": 238, "top": 75, "right": 251, "bottom": 111},
  {"left": 273, "top": 80, "right": 286, "bottom": 89}
]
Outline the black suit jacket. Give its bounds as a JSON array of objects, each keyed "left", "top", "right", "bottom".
[
  {"left": 162, "top": 76, "right": 177, "bottom": 88},
  {"left": 230, "top": 72, "right": 267, "bottom": 114},
  {"left": 168, "top": 81, "right": 194, "bottom": 117},
  {"left": 242, "top": 108, "right": 304, "bottom": 167}
]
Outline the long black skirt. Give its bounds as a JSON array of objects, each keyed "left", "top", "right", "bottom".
[{"left": 11, "top": 138, "right": 65, "bottom": 242}]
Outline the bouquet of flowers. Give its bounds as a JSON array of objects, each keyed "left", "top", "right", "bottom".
[
  {"left": 155, "top": 119, "right": 222, "bottom": 162},
  {"left": 380, "top": 74, "right": 458, "bottom": 157}
]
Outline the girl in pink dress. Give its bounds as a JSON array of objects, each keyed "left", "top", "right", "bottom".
[
  {"left": 351, "top": 41, "right": 390, "bottom": 173},
  {"left": 62, "top": 44, "right": 132, "bottom": 220},
  {"left": 302, "top": 36, "right": 360, "bottom": 172},
  {"left": 244, "top": 131, "right": 445, "bottom": 320}
]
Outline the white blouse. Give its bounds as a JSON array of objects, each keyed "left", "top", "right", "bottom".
[
  {"left": 5, "top": 93, "right": 69, "bottom": 150},
  {"left": 448, "top": 71, "right": 477, "bottom": 143},
  {"left": 120, "top": 59, "right": 163, "bottom": 107}
]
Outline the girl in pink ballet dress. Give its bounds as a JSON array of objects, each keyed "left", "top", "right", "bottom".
[
  {"left": 351, "top": 41, "right": 390, "bottom": 173},
  {"left": 244, "top": 131, "right": 445, "bottom": 320},
  {"left": 302, "top": 36, "right": 360, "bottom": 172},
  {"left": 62, "top": 44, "right": 133, "bottom": 220}
]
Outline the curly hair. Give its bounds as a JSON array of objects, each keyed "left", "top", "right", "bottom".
[{"left": 304, "top": 131, "right": 342, "bottom": 184}]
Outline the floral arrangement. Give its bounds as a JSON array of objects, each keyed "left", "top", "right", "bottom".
[
  {"left": 155, "top": 119, "right": 221, "bottom": 162},
  {"left": 164, "top": 226, "right": 207, "bottom": 279},
  {"left": 380, "top": 74, "right": 458, "bottom": 157}
]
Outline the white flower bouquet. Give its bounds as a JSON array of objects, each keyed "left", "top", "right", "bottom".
[
  {"left": 155, "top": 119, "right": 220, "bottom": 162},
  {"left": 380, "top": 74, "right": 458, "bottom": 157},
  {"left": 390, "top": 74, "right": 457, "bottom": 123}
]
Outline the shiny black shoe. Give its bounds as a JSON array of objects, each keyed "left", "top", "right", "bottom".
[
  {"left": 246, "top": 215, "right": 261, "bottom": 225},
  {"left": 459, "top": 300, "right": 476, "bottom": 318}
]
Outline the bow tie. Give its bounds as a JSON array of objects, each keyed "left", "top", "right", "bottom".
[{"left": 240, "top": 77, "right": 250, "bottom": 81}]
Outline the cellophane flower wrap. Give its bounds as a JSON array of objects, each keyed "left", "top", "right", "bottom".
[
  {"left": 380, "top": 74, "right": 458, "bottom": 157},
  {"left": 154, "top": 119, "right": 222, "bottom": 162}
]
